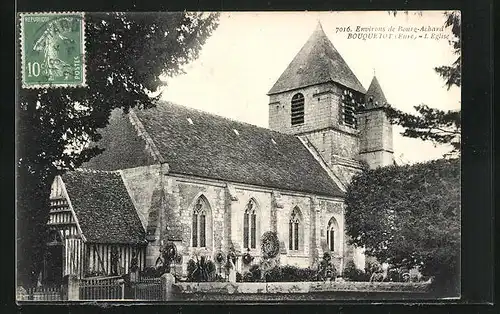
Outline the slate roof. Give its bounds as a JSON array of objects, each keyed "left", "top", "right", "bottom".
[
  {"left": 83, "top": 108, "right": 156, "bottom": 171},
  {"left": 268, "top": 22, "right": 366, "bottom": 95},
  {"left": 62, "top": 170, "right": 147, "bottom": 244},
  {"left": 85, "top": 101, "right": 344, "bottom": 198},
  {"left": 365, "top": 76, "right": 388, "bottom": 108}
]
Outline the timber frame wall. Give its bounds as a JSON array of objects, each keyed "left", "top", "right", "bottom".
[{"left": 46, "top": 176, "right": 147, "bottom": 279}]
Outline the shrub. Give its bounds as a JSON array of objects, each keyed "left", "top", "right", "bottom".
[
  {"left": 264, "top": 266, "right": 282, "bottom": 282},
  {"left": 241, "top": 264, "right": 321, "bottom": 282},
  {"left": 186, "top": 259, "right": 196, "bottom": 278},
  {"left": 248, "top": 264, "right": 261, "bottom": 281},
  {"left": 279, "top": 265, "right": 316, "bottom": 282},
  {"left": 242, "top": 271, "right": 255, "bottom": 282},
  {"left": 387, "top": 268, "right": 401, "bottom": 282},
  {"left": 139, "top": 266, "right": 162, "bottom": 278},
  {"left": 186, "top": 256, "right": 216, "bottom": 282},
  {"left": 343, "top": 260, "right": 368, "bottom": 282},
  {"left": 317, "top": 252, "right": 337, "bottom": 281},
  {"left": 365, "top": 258, "right": 382, "bottom": 277},
  {"left": 214, "top": 274, "right": 226, "bottom": 282},
  {"left": 242, "top": 252, "right": 254, "bottom": 265}
]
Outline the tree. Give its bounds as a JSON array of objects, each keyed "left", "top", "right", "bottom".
[
  {"left": 345, "top": 159, "right": 460, "bottom": 294},
  {"left": 17, "top": 12, "right": 219, "bottom": 286},
  {"left": 385, "top": 11, "right": 461, "bottom": 156}
]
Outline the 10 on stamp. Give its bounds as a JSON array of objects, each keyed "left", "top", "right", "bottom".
[{"left": 20, "top": 12, "right": 86, "bottom": 88}]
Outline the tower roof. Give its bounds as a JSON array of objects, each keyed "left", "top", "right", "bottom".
[
  {"left": 365, "top": 75, "right": 388, "bottom": 107},
  {"left": 268, "top": 22, "right": 366, "bottom": 95}
]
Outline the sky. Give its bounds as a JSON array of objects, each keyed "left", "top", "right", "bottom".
[{"left": 161, "top": 11, "right": 461, "bottom": 164}]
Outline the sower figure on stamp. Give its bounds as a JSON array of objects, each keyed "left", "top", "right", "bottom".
[{"left": 33, "top": 16, "right": 81, "bottom": 81}]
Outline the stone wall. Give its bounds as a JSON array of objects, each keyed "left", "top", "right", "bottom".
[
  {"left": 358, "top": 108, "right": 394, "bottom": 169},
  {"left": 121, "top": 164, "right": 163, "bottom": 230},
  {"left": 173, "top": 280, "right": 431, "bottom": 295},
  {"left": 268, "top": 82, "right": 339, "bottom": 134},
  {"left": 119, "top": 164, "right": 350, "bottom": 275},
  {"left": 121, "top": 164, "right": 163, "bottom": 266}
]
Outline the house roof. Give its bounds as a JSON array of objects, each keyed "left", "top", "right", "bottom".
[
  {"left": 268, "top": 22, "right": 366, "bottom": 95},
  {"left": 84, "top": 101, "right": 344, "bottom": 198},
  {"left": 365, "top": 75, "right": 388, "bottom": 108},
  {"left": 61, "top": 170, "right": 147, "bottom": 244}
]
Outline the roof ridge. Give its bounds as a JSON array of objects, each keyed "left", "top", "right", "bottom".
[
  {"left": 75, "top": 168, "right": 121, "bottom": 174},
  {"left": 156, "top": 100, "right": 297, "bottom": 139},
  {"left": 128, "top": 108, "right": 165, "bottom": 163}
]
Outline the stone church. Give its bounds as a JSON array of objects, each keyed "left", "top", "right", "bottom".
[{"left": 42, "top": 22, "right": 393, "bottom": 282}]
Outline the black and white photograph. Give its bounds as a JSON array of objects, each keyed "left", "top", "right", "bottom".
[{"left": 16, "top": 10, "right": 463, "bottom": 302}]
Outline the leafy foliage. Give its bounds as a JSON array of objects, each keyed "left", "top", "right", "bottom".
[
  {"left": 241, "top": 264, "right": 317, "bottom": 282},
  {"left": 155, "top": 241, "right": 178, "bottom": 274},
  {"left": 240, "top": 253, "right": 340, "bottom": 283},
  {"left": 242, "top": 264, "right": 262, "bottom": 282},
  {"left": 316, "top": 252, "right": 338, "bottom": 281},
  {"left": 242, "top": 252, "right": 254, "bottom": 265},
  {"left": 186, "top": 256, "right": 217, "bottom": 282},
  {"left": 278, "top": 265, "right": 317, "bottom": 282},
  {"left": 140, "top": 266, "right": 165, "bottom": 278},
  {"left": 214, "top": 252, "right": 225, "bottom": 264},
  {"left": 385, "top": 11, "right": 461, "bottom": 157},
  {"left": 345, "top": 158, "right": 460, "bottom": 292},
  {"left": 261, "top": 231, "right": 280, "bottom": 258},
  {"left": 17, "top": 12, "right": 220, "bottom": 286},
  {"left": 385, "top": 105, "right": 461, "bottom": 155},
  {"left": 224, "top": 251, "right": 237, "bottom": 272},
  {"left": 342, "top": 260, "right": 369, "bottom": 282},
  {"left": 434, "top": 11, "right": 461, "bottom": 89}
]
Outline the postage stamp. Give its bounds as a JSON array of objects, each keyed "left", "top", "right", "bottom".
[{"left": 20, "top": 12, "right": 86, "bottom": 88}]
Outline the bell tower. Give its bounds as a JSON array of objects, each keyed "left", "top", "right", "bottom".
[
  {"left": 358, "top": 75, "right": 394, "bottom": 168},
  {"left": 267, "top": 22, "right": 367, "bottom": 185}
]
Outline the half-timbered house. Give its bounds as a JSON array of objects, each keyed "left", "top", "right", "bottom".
[{"left": 42, "top": 170, "right": 147, "bottom": 283}]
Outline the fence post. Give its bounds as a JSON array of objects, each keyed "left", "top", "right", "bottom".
[
  {"left": 161, "top": 273, "right": 175, "bottom": 301},
  {"left": 67, "top": 275, "right": 80, "bottom": 301},
  {"left": 118, "top": 279, "right": 125, "bottom": 300}
]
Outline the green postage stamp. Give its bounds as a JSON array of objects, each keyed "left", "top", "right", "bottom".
[{"left": 20, "top": 12, "right": 86, "bottom": 88}]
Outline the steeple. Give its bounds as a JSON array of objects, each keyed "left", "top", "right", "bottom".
[
  {"left": 315, "top": 19, "right": 324, "bottom": 32},
  {"left": 358, "top": 74, "right": 394, "bottom": 169},
  {"left": 267, "top": 22, "right": 366, "bottom": 95},
  {"left": 365, "top": 76, "right": 388, "bottom": 108}
]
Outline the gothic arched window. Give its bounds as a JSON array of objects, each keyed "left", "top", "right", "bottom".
[
  {"left": 291, "top": 93, "right": 305, "bottom": 125},
  {"left": 327, "top": 217, "right": 339, "bottom": 252},
  {"left": 289, "top": 207, "right": 302, "bottom": 251},
  {"left": 192, "top": 198, "right": 207, "bottom": 248},
  {"left": 243, "top": 200, "right": 257, "bottom": 249}
]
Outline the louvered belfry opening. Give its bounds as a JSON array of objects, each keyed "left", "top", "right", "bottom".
[
  {"left": 291, "top": 93, "right": 305, "bottom": 125},
  {"left": 341, "top": 89, "right": 359, "bottom": 129}
]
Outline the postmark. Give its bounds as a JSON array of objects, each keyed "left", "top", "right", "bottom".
[{"left": 20, "top": 12, "right": 86, "bottom": 88}]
